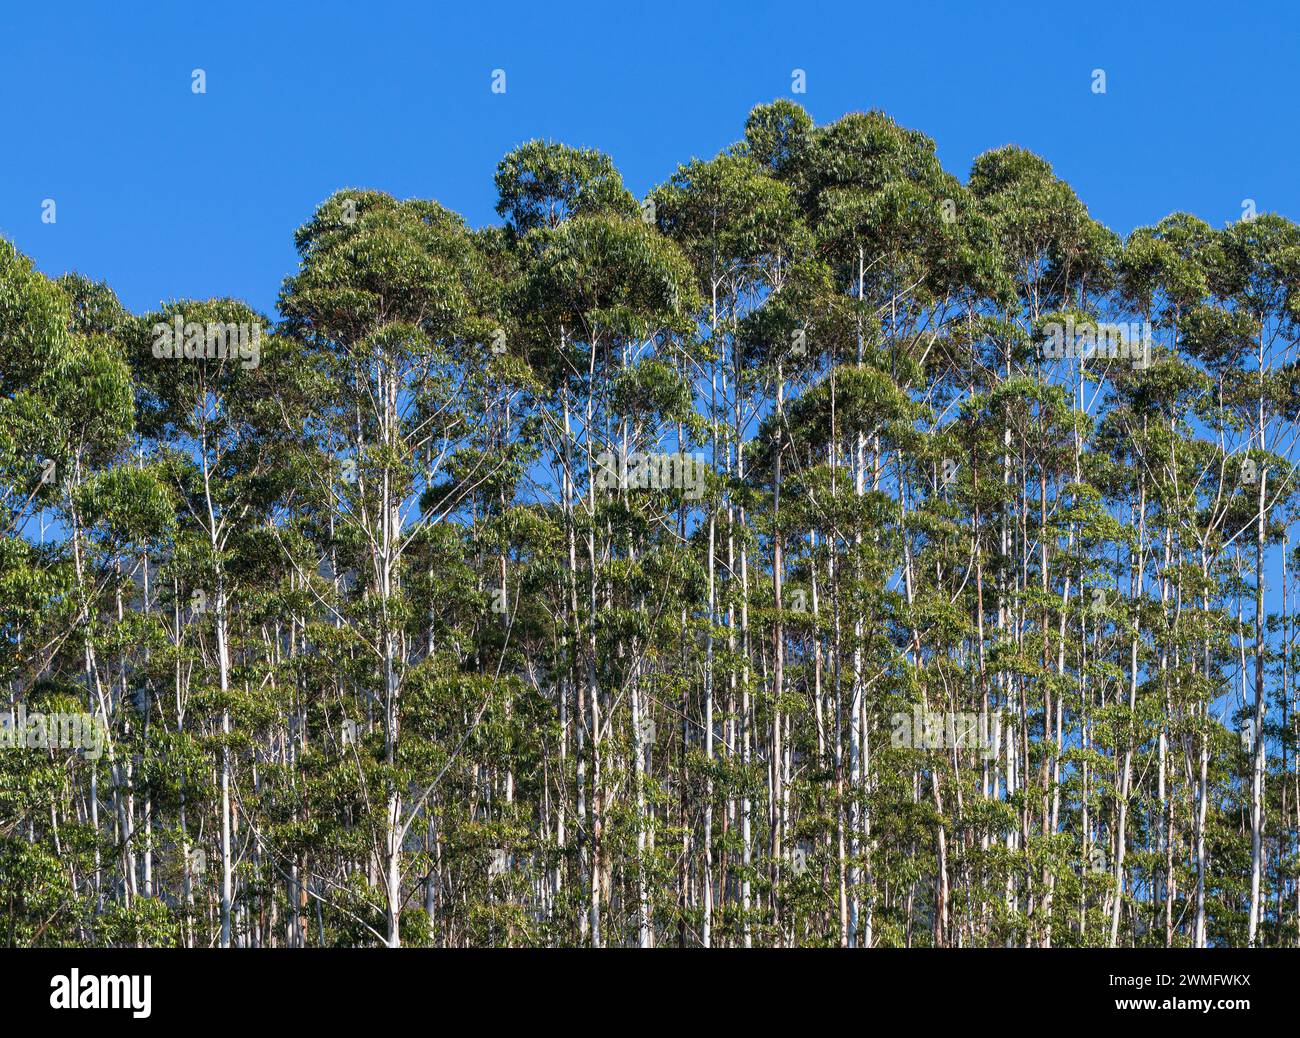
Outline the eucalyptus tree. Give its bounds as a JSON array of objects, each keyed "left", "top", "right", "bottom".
[
  {"left": 967, "top": 146, "right": 1123, "bottom": 943},
  {"left": 506, "top": 146, "right": 700, "bottom": 943},
  {"left": 653, "top": 145, "right": 808, "bottom": 943},
  {"left": 0, "top": 248, "right": 135, "bottom": 945},
  {"left": 494, "top": 143, "right": 641, "bottom": 941},
  {"left": 785, "top": 109, "right": 983, "bottom": 946},
  {"left": 1116, "top": 214, "right": 1228, "bottom": 946},
  {"left": 280, "top": 189, "right": 509, "bottom": 946},
  {"left": 0, "top": 241, "right": 75, "bottom": 681},
  {"left": 543, "top": 225, "right": 697, "bottom": 944},
  {"left": 126, "top": 296, "right": 294, "bottom": 946},
  {"left": 7, "top": 101, "right": 1300, "bottom": 949},
  {"left": 1203, "top": 214, "right": 1300, "bottom": 944}
]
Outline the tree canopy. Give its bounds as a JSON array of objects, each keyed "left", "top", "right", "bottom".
[{"left": 4, "top": 102, "right": 1300, "bottom": 949}]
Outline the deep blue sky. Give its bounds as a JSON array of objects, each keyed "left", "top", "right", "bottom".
[{"left": 2, "top": 0, "right": 1296, "bottom": 318}]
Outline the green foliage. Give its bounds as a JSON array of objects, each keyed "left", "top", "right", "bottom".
[{"left": 3, "top": 101, "right": 1300, "bottom": 951}]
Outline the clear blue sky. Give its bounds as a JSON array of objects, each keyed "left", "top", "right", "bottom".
[{"left": 2, "top": 0, "right": 1296, "bottom": 318}]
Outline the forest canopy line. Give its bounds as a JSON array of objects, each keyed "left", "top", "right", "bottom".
[{"left": 4, "top": 98, "right": 1300, "bottom": 949}]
